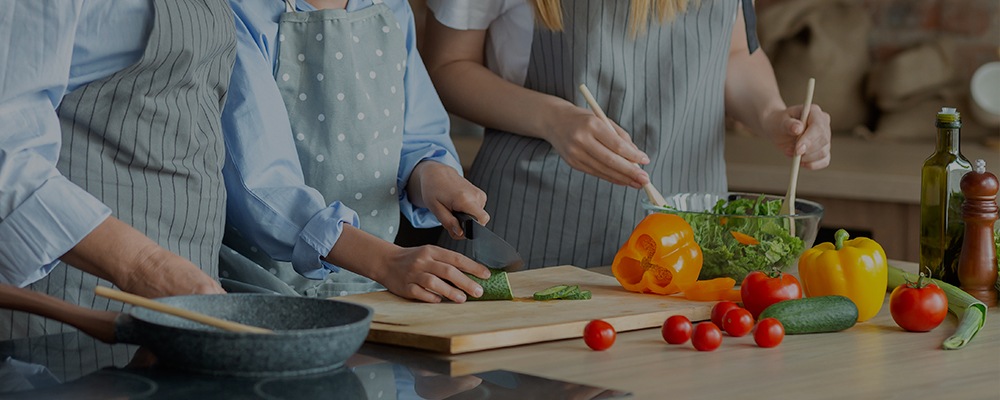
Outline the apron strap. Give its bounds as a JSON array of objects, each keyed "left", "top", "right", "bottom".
[
  {"left": 284, "top": 0, "right": 295, "bottom": 13},
  {"left": 742, "top": 0, "right": 760, "bottom": 54}
]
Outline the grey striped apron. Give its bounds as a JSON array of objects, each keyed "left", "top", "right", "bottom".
[
  {"left": 1, "top": 0, "right": 236, "bottom": 339},
  {"left": 220, "top": 0, "right": 406, "bottom": 298},
  {"left": 441, "top": 0, "right": 741, "bottom": 269}
]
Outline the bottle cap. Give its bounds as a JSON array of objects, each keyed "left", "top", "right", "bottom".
[{"left": 937, "top": 107, "right": 961, "bottom": 124}]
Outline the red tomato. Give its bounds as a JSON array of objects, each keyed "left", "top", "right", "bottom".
[
  {"left": 889, "top": 281, "right": 948, "bottom": 332},
  {"left": 691, "top": 322, "right": 722, "bottom": 351},
  {"left": 722, "top": 308, "right": 754, "bottom": 337},
  {"left": 740, "top": 270, "right": 803, "bottom": 318},
  {"left": 711, "top": 301, "right": 741, "bottom": 327},
  {"left": 583, "top": 320, "right": 616, "bottom": 351},
  {"left": 754, "top": 318, "right": 784, "bottom": 348},
  {"left": 662, "top": 315, "right": 693, "bottom": 344}
]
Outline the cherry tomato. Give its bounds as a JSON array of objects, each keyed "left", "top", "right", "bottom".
[
  {"left": 754, "top": 317, "right": 784, "bottom": 348},
  {"left": 583, "top": 319, "right": 616, "bottom": 351},
  {"left": 691, "top": 322, "right": 722, "bottom": 351},
  {"left": 711, "top": 301, "right": 741, "bottom": 327},
  {"left": 740, "top": 270, "right": 803, "bottom": 318},
  {"left": 889, "top": 279, "right": 948, "bottom": 332},
  {"left": 662, "top": 315, "right": 693, "bottom": 344},
  {"left": 722, "top": 308, "right": 754, "bottom": 337}
]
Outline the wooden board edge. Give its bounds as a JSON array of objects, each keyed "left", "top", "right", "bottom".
[{"left": 447, "top": 305, "right": 711, "bottom": 354}]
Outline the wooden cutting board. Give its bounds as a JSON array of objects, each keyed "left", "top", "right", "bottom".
[{"left": 337, "top": 266, "right": 713, "bottom": 354}]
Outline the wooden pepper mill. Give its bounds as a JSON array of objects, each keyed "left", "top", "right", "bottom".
[{"left": 957, "top": 159, "right": 999, "bottom": 306}]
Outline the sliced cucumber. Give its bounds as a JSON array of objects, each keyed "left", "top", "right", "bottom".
[
  {"left": 533, "top": 285, "right": 571, "bottom": 300},
  {"left": 466, "top": 268, "right": 513, "bottom": 301},
  {"left": 533, "top": 285, "right": 590, "bottom": 300},
  {"left": 562, "top": 290, "right": 592, "bottom": 300}
]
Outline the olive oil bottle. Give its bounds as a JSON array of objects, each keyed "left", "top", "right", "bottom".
[{"left": 919, "top": 107, "right": 972, "bottom": 285}]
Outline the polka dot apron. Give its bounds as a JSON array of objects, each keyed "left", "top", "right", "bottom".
[{"left": 220, "top": 0, "right": 406, "bottom": 298}]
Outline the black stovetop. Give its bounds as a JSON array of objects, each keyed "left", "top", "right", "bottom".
[{"left": 0, "top": 332, "right": 631, "bottom": 399}]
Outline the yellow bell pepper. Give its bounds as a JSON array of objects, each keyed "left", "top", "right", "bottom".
[{"left": 798, "top": 229, "right": 888, "bottom": 322}]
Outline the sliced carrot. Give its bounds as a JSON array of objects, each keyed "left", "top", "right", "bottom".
[
  {"left": 730, "top": 230, "right": 760, "bottom": 245},
  {"left": 681, "top": 278, "right": 737, "bottom": 301}
]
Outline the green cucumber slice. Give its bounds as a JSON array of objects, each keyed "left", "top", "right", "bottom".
[
  {"left": 533, "top": 285, "right": 571, "bottom": 300},
  {"left": 562, "top": 290, "right": 592, "bottom": 300},
  {"left": 466, "top": 268, "right": 513, "bottom": 301},
  {"left": 532, "top": 285, "right": 590, "bottom": 300}
]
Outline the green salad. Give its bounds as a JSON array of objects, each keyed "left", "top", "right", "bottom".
[{"left": 665, "top": 195, "right": 804, "bottom": 281}]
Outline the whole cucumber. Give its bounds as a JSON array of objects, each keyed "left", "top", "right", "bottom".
[{"left": 758, "top": 295, "right": 859, "bottom": 334}]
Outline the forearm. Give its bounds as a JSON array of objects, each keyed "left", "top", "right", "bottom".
[
  {"left": 59, "top": 216, "right": 160, "bottom": 287},
  {"left": 323, "top": 224, "right": 399, "bottom": 283},
  {"left": 724, "top": 49, "right": 786, "bottom": 138},
  {"left": 428, "top": 60, "right": 570, "bottom": 140}
]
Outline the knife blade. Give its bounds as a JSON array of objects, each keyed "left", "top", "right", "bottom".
[{"left": 454, "top": 212, "right": 525, "bottom": 272}]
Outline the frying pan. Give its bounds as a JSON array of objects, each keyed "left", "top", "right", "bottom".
[{"left": 0, "top": 284, "right": 372, "bottom": 377}]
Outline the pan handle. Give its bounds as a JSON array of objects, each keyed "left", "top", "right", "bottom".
[{"left": 0, "top": 283, "right": 119, "bottom": 343}]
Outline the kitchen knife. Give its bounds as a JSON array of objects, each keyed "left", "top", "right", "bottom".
[{"left": 454, "top": 212, "right": 525, "bottom": 272}]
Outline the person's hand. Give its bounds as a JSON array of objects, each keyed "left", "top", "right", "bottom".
[
  {"left": 541, "top": 102, "right": 651, "bottom": 187},
  {"left": 119, "top": 246, "right": 225, "bottom": 297},
  {"left": 372, "top": 244, "right": 490, "bottom": 303},
  {"left": 407, "top": 161, "right": 489, "bottom": 240},
  {"left": 762, "top": 104, "right": 832, "bottom": 170}
]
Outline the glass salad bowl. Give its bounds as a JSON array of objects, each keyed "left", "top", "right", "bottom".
[{"left": 641, "top": 192, "right": 824, "bottom": 282}]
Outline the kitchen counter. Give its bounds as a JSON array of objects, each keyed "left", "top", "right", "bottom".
[
  {"left": 2, "top": 261, "right": 997, "bottom": 399},
  {"left": 362, "top": 261, "right": 1000, "bottom": 400}
]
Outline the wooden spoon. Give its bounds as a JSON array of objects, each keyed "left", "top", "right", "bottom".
[
  {"left": 578, "top": 84, "right": 668, "bottom": 207},
  {"left": 95, "top": 286, "right": 274, "bottom": 334},
  {"left": 781, "top": 77, "right": 817, "bottom": 217}
]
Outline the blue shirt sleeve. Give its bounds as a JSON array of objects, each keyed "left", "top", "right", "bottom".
[
  {"left": 223, "top": 2, "right": 359, "bottom": 279},
  {"left": 0, "top": 1, "right": 113, "bottom": 287},
  {"left": 223, "top": 0, "right": 465, "bottom": 279},
  {"left": 390, "top": 0, "right": 466, "bottom": 229}
]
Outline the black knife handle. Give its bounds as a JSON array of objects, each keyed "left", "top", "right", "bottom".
[{"left": 453, "top": 212, "right": 476, "bottom": 240}]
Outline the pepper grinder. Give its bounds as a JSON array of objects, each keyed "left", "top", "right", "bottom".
[{"left": 957, "top": 159, "right": 999, "bottom": 306}]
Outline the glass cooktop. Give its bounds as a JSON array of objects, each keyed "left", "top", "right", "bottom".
[{"left": 0, "top": 332, "right": 631, "bottom": 399}]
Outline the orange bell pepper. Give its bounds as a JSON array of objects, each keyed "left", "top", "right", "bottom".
[
  {"left": 612, "top": 213, "right": 703, "bottom": 295},
  {"left": 680, "top": 277, "right": 736, "bottom": 301}
]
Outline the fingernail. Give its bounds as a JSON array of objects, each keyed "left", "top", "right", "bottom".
[
  {"left": 797, "top": 144, "right": 806, "bottom": 154},
  {"left": 452, "top": 227, "right": 463, "bottom": 237},
  {"left": 456, "top": 293, "right": 467, "bottom": 302},
  {"left": 641, "top": 155, "right": 650, "bottom": 164},
  {"left": 474, "top": 286, "right": 483, "bottom": 297}
]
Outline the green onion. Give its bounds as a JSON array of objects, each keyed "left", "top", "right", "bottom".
[{"left": 887, "top": 265, "right": 988, "bottom": 350}]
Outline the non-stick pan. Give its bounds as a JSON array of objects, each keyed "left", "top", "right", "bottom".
[{"left": 0, "top": 284, "right": 372, "bottom": 377}]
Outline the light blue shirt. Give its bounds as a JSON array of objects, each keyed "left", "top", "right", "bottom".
[
  {"left": 223, "top": 0, "right": 462, "bottom": 277},
  {"left": 0, "top": 1, "right": 154, "bottom": 287}
]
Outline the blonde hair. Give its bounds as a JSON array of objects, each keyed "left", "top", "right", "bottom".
[{"left": 530, "top": 0, "right": 696, "bottom": 37}]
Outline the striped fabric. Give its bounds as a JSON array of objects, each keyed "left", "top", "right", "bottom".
[
  {"left": 442, "top": 0, "right": 738, "bottom": 269},
  {"left": 1, "top": 0, "right": 236, "bottom": 339}
]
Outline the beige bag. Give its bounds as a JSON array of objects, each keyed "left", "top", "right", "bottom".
[{"left": 758, "top": 0, "right": 872, "bottom": 132}]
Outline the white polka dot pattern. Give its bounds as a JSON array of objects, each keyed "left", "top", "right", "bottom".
[{"left": 270, "top": 5, "right": 409, "bottom": 263}]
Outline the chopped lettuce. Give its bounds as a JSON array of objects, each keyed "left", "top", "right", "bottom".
[{"left": 663, "top": 195, "right": 804, "bottom": 281}]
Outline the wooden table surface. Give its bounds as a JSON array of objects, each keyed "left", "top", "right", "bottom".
[{"left": 362, "top": 260, "right": 1000, "bottom": 399}]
